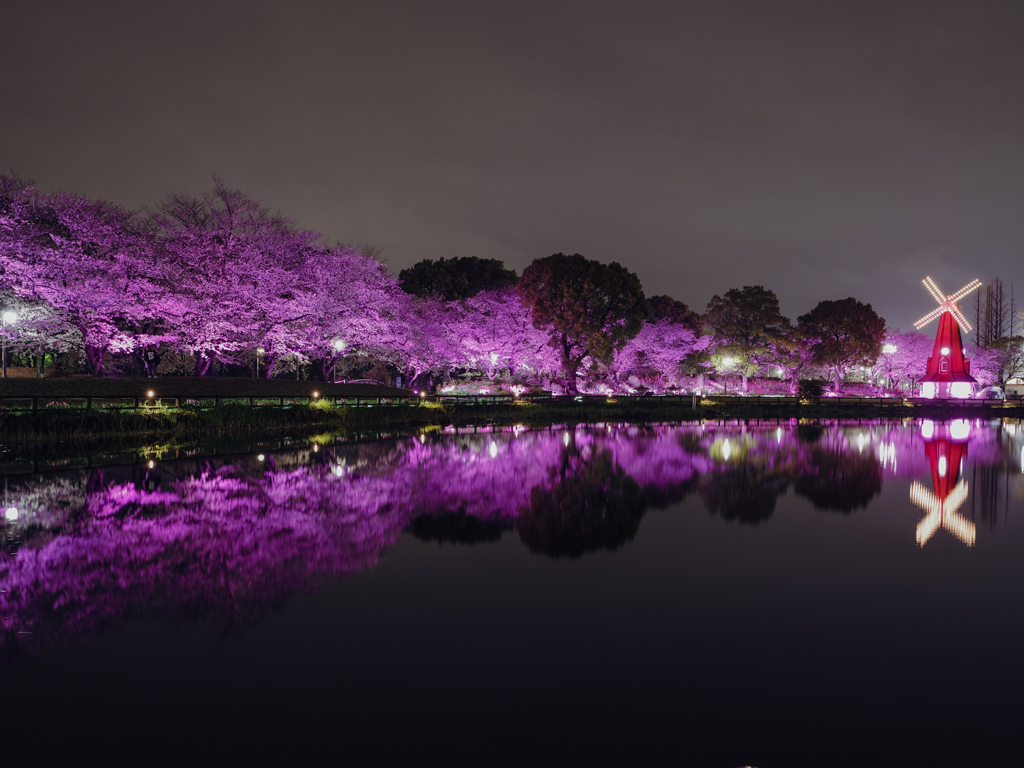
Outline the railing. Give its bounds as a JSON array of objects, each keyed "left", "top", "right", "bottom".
[{"left": 0, "top": 391, "right": 1020, "bottom": 413}]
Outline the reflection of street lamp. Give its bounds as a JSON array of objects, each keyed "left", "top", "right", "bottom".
[{"left": 2, "top": 310, "right": 17, "bottom": 379}]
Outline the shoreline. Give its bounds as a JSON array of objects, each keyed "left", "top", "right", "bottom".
[{"left": 1, "top": 396, "right": 1020, "bottom": 467}]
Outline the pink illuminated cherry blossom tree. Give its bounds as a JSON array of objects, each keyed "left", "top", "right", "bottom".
[{"left": 0, "top": 180, "right": 165, "bottom": 375}]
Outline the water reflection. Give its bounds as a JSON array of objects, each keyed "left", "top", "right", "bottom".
[
  {"left": 911, "top": 419, "right": 974, "bottom": 546},
  {"left": 0, "top": 418, "right": 1021, "bottom": 656}
]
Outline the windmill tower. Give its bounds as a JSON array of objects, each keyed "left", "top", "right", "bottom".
[{"left": 913, "top": 277, "right": 981, "bottom": 399}]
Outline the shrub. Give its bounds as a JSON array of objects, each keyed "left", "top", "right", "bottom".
[{"left": 798, "top": 379, "right": 825, "bottom": 398}]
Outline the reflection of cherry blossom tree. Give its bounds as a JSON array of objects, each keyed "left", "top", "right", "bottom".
[{"left": 0, "top": 420, "right": 1014, "bottom": 657}]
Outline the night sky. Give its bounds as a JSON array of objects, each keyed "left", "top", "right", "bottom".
[{"left": 3, "top": 0, "right": 1023, "bottom": 331}]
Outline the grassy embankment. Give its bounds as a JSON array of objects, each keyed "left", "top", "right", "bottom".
[{"left": 1, "top": 378, "right": 1021, "bottom": 449}]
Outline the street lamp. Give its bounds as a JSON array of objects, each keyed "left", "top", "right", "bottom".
[
  {"left": 722, "top": 356, "right": 735, "bottom": 395},
  {"left": 2, "top": 310, "right": 17, "bottom": 379},
  {"left": 331, "top": 340, "right": 346, "bottom": 383},
  {"left": 882, "top": 343, "right": 897, "bottom": 390},
  {"left": 256, "top": 346, "right": 265, "bottom": 379}
]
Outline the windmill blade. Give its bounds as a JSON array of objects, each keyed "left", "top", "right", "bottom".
[
  {"left": 916, "top": 510, "right": 942, "bottom": 546},
  {"left": 948, "top": 279, "right": 983, "bottom": 303},
  {"left": 949, "top": 305, "right": 973, "bottom": 332},
  {"left": 910, "top": 481, "right": 939, "bottom": 512},
  {"left": 943, "top": 512, "right": 976, "bottom": 547},
  {"left": 914, "top": 307, "right": 944, "bottom": 329},
  {"left": 922, "top": 277, "right": 947, "bottom": 305}
]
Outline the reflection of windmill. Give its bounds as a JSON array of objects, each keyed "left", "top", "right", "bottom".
[
  {"left": 910, "top": 420, "right": 975, "bottom": 547},
  {"left": 911, "top": 479, "right": 973, "bottom": 546},
  {"left": 914, "top": 277, "right": 981, "bottom": 399}
]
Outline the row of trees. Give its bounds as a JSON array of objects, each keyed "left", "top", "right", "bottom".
[{"left": 1, "top": 174, "right": 1019, "bottom": 392}]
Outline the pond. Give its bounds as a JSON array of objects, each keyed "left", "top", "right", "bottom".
[{"left": 2, "top": 419, "right": 1023, "bottom": 766}]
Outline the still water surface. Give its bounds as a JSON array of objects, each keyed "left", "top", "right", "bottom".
[{"left": 2, "top": 419, "right": 1024, "bottom": 765}]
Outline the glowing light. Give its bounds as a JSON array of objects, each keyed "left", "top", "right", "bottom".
[
  {"left": 420, "top": 434, "right": 425, "bottom": 444},
  {"left": 722, "top": 439, "right": 731, "bottom": 460},
  {"left": 312, "top": 391, "right": 319, "bottom": 398},
  {"left": 313, "top": 444, "right": 319, "bottom": 452},
  {"left": 921, "top": 382, "right": 936, "bottom": 399},
  {"left": 146, "top": 390, "right": 155, "bottom": 398},
  {"left": 490, "top": 352, "right": 498, "bottom": 364},
  {"left": 4, "top": 507, "right": 18, "bottom": 521},
  {"left": 722, "top": 356, "right": 735, "bottom": 368},
  {"left": 2, "top": 310, "right": 17, "bottom": 324},
  {"left": 257, "top": 347, "right": 265, "bottom": 355},
  {"left": 147, "top": 460, "right": 155, "bottom": 469},
  {"left": 940, "top": 347, "right": 950, "bottom": 356},
  {"left": 332, "top": 339, "right": 346, "bottom": 352},
  {"left": 857, "top": 433, "right": 865, "bottom": 453},
  {"left": 949, "top": 419, "right": 971, "bottom": 441},
  {"left": 921, "top": 420, "right": 934, "bottom": 439},
  {"left": 950, "top": 382, "right": 972, "bottom": 399},
  {"left": 883, "top": 344, "right": 897, "bottom": 354},
  {"left": 563, "top": 431, "right": 570, "bottom": 447},
  {"left": 489, "top": 441, "right": 498, "bottom": 458},
  {"left": 419, "top": 391, "right": 425, "bottom": 398},
  {"left": 938, "top": 456, "right": 947, "bottom": 478},
  {"left": 776, "top": 426, "right": 782, "bottom": 443},
  {"left": 257, "top": 454, "right": 265, "bottom": 462}
]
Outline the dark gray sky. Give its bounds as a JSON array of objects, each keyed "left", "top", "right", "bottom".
[{"left": 3, "top": 0, "right": 1023, "bottom": 331}]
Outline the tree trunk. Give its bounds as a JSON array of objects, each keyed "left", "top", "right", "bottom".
[
  {"left": 36, "top": 354, "right": 44, "bottom": 379},
  {"left": 85, "top": 344, "right": 104, "bottom": 377},
  {"left": 196, "top": 352, "right": 213, "bottom": 377}
]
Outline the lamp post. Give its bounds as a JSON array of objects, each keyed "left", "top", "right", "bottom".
[
  {"left": 722, "top": 356, "right": 735, "bottom": 396},
  {"left": 2, "top": 311, "right": 17, "bottom": 379},
  {"left": 882, "top": 343, "right": 897, "bottom": 390},
  {"left": 332, "top": 339, "right": 346, "bottom": 383},
  {"left": 256, "top": 347, "right": 265, "bottom": 379}
]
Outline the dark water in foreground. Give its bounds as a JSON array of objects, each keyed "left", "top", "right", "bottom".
[{"left": 1, "top": 419, "right": 1023, "bottom": 766}]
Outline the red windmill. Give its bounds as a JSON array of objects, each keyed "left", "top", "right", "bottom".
[{"left": 913, "top": 276, "right": 982, "bottom": 399}]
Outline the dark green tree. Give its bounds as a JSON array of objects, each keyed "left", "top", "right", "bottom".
[
  {"left": 703, "top": 286, "right": 787, "bottom": 391},
  {"left": 648, "top": 295, "right": 703, "bottom": 332},
  {"left": 518, "top": 253, "right": 651, "bottom": 392},
  {"left": 398, "top": 256, "right": 517, "bottom": 300},
  {"left": 797, "top": 297, "right": 886, "bottom": 392}
]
